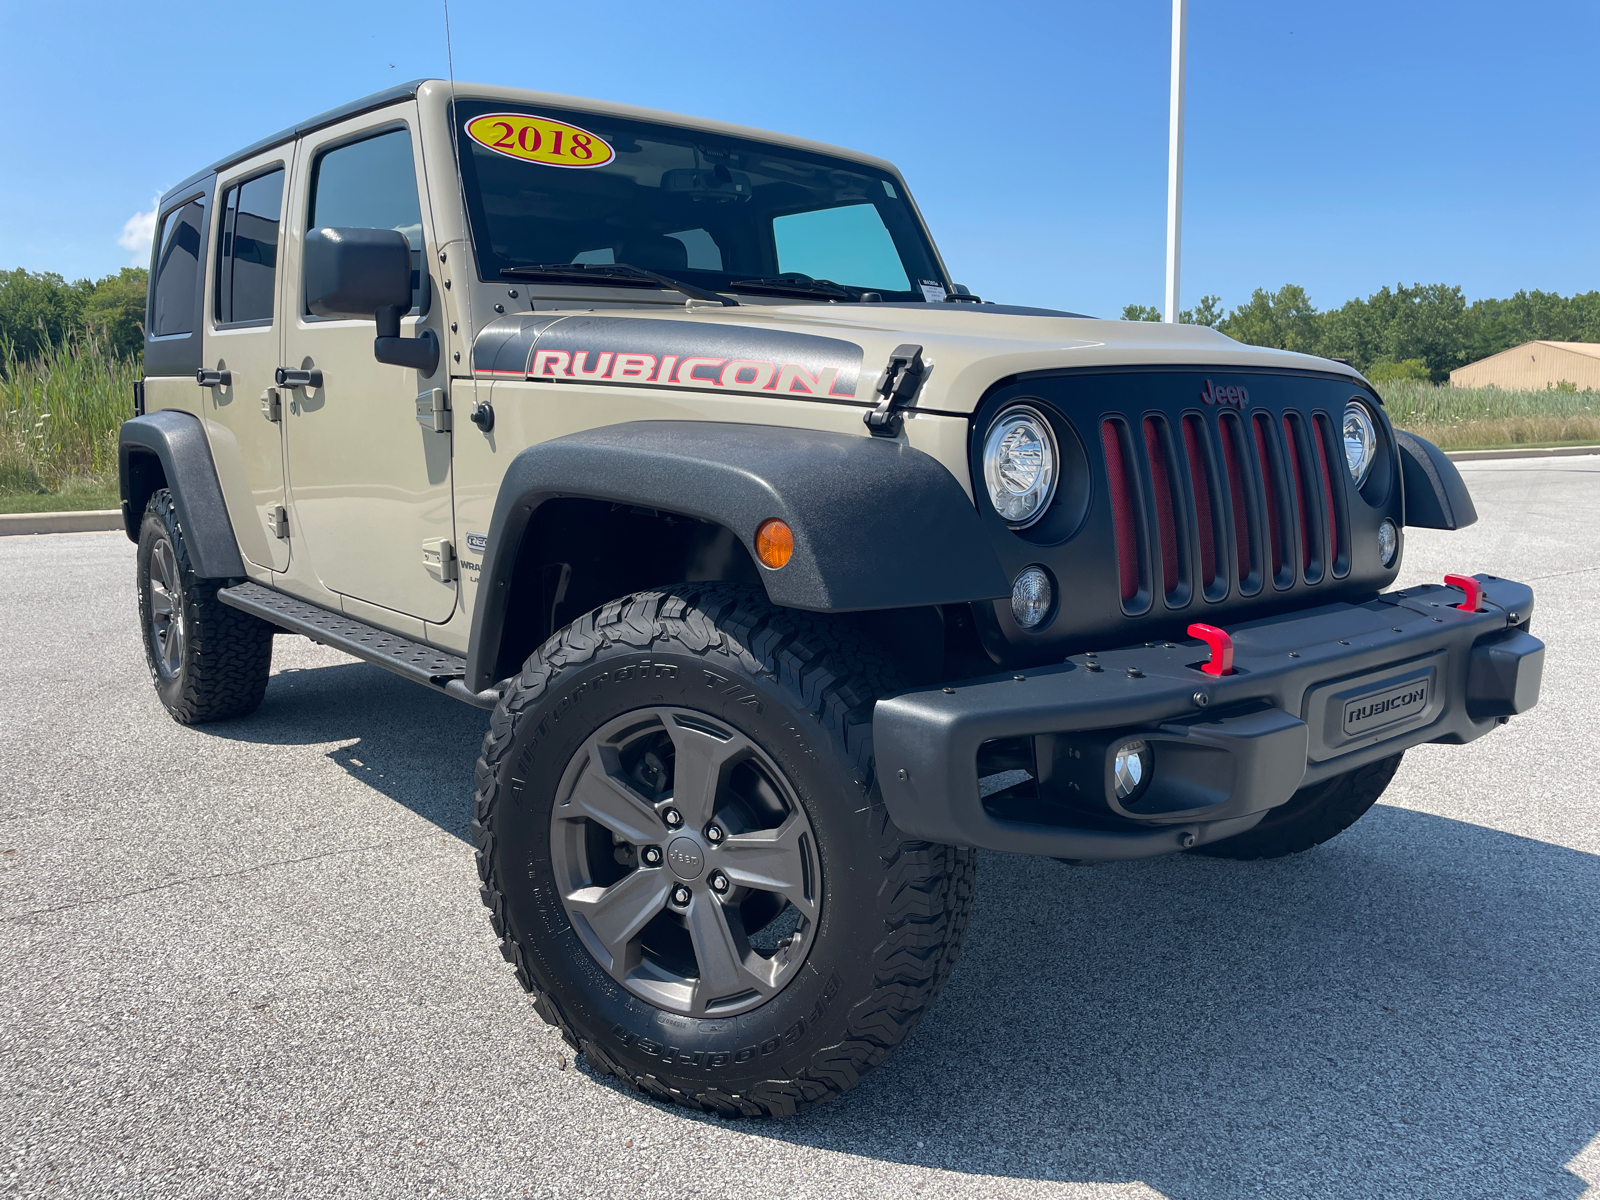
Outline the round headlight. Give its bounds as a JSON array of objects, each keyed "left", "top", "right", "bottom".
[
  {"left": 1343, "top": 401, "right": 1378, "bottom": 487},
  {"left": 983, "top": 406, "right": 1058, "bottom": 528}
]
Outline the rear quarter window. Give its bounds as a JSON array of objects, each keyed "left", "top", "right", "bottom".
[{"left": 144, "top": 183, "right": 213, "bottom": 377}]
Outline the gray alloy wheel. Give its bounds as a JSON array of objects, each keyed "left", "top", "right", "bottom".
[
  {"left": 548, "top": 706, "right": 821, "bottom": 1018},
  {"left": 147, "top": 537, "right": 186, "bottom": 679}
]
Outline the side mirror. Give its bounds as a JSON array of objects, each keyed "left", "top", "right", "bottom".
[{"left": 304, "top": 227, "right": 439, "bottom": 375}]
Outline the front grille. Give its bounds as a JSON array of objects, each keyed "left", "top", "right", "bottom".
[{"left": 1103, "top": 404, "right": 1350, "bottom": 616}]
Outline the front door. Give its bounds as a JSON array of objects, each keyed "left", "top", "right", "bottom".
[
  {"left": 202, "top": 153, "right": 291, "bottom": 572},
  {"left": 280, "top": 111, "right": 455, "bottom": 623}
]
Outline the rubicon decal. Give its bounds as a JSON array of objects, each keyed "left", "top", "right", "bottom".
[
  {"left": 473, "top": 315, "right": 863, "bottom": 399},
  {"left": 1201, "top": 379, "right": 1250, "bottom": 408},
  {"left": 464, "top": 113, "right": 616, "bottom": 169}
]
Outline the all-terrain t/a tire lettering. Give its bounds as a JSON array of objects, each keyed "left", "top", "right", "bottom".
[{"left": 472, "top": 586, "right": 975, "bottom": 1116}]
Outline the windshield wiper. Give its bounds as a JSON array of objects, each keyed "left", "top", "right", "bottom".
[
  {"left": 499, "top": 263, "right": 737, "bottom": 306},
  {"left": 728, "top": 277, "right": 860, "bottom": 301}
]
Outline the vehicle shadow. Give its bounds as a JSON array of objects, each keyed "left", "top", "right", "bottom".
[
  {"left": 739, "top": 808, "right": 1600, "bottom": 1199},
  {"left": 202, "top": 656, "right": 488, "bottom": 840},
  {"left": 202, "top": 658, "right": 1599, "bottom": 1199}
]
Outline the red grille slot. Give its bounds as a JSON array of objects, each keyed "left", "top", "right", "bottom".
[
  {"left": 1182, "top": 415, "right": 1217, "bottom": 592},
  {"left": 1252, "top": 413, "right": 1286, "bottom": 580},
  {"left": 1143, "top": 417, "right": 1181, "bottom": 597},
  {"left": 1219, "top": 412, "right": 1252, "bottom": 585},
  {"left": 1283, "top": 415, "right": 1315, "bottom": 573},
  {"left": 1102, "top": 420, "right": 1140, "bottom": 602},
  {"left": 1312, "top": 415, "right": 1340, "bottom": 566}
]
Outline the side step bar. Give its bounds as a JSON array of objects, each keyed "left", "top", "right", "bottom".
[{"left": 217, "top": 581, "right": 500, "bottom": 710}]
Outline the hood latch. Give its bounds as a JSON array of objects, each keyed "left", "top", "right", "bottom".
[{"left": 864, "top": 344, "right": 925, "bottom": 438}]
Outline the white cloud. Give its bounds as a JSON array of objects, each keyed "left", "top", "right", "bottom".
[{"left": 118, "top": 198, "right": 159, "bottom": 266}]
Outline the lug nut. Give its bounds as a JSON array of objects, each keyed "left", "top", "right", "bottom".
[
  {"left": 671, "top": 885, "right": 691, "bottom": 906},
  {"left": 642, "top": 846, "right": 662, "bottom": 867},
  {"left": 705, "top": 824, "right": 724, "bottom": 844},
  {"left": 709, "top": 872, "right": 729, "bottom": 894},
  {"left": 663, "top": 808, "right": 683, "bottom": 828}
]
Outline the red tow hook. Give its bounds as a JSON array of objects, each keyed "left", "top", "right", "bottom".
[
  {"left": 1188, "top": 623, "right": 1234, "bottom": 676},
  {"left": 1444, "top": 573, "right": 1484, "bottom": 612}
]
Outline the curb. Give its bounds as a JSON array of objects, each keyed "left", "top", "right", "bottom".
[
  {"left": 1447, "top": 444, "right": 1600, "bottom": 463},
  {"left": 0, "top": 509, "right": 124, "bottom": 537}
]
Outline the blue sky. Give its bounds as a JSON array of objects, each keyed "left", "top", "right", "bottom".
[{"left": 1, "top": 0, "right": 1594, "bottom": 318}]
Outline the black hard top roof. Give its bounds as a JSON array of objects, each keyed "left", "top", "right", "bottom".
[{"left": 160, "top": 80, "right": 430, "bottom": 206}]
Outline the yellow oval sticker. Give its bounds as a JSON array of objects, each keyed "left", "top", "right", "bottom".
[{"left": 464, "top": 113, "right": 615, "bottom": 169}]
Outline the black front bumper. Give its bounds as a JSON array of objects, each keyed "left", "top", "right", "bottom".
[{"left": 874, "top": 575, "right": 1543, "bottom": 861}]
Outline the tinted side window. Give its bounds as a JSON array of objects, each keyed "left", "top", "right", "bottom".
[
  {"left": 215, "top": 169, "right": 284, "bottom": 325},
  {"left": 308, "top": 129, "right": 424, "bottom": 309},
  {"left": 150, "top": 198, "right": 206, "bottom": 337}
]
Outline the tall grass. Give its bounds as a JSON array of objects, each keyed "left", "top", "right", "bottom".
[
  {"left": 0, "top": 329, "right": 136, "bottom": 502},
  {"left": 1377, "top": 379, "right": 1600, "bottom": 450}
]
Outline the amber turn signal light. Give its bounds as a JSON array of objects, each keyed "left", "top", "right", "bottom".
[{"left": 754, "top": 519, "right": 794, "bottom": 569}]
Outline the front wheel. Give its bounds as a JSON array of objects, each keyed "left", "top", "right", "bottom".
[
  {"left": 472, "top": 586, "right": 975, "bottom": 1116},
  {"left": 1191, "top": 752, "right": 1404, "bottom": 860}
]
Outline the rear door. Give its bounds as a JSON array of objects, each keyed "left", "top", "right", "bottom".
[
  {"left": 202, "top": 152, "right": 291, "bottom": 572},
  {"left": 279, "top": 109, "right": 455, "bottom": 622}
]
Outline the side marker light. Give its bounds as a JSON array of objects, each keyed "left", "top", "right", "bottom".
[
  {"left": 755, "top": 519, "right": 794, "bottom": 569},
  {"left": 1188, "top": 623, "right": 1235, "bottom": 676},
  {"left": 1444, "top": 573, "right": 1483, "bottom": 612}
]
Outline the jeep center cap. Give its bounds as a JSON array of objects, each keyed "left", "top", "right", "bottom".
[{"left": 667, "top": 837, "right": 705, "bottom": 880}]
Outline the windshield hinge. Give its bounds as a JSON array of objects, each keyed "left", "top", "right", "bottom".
[{"left": 864, "top": 344, "right": 925, "bottom": 438}]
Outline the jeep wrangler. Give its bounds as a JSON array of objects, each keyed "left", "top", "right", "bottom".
[{"left": 120, "top": 80, "right": 1544, "bottom": 1117}]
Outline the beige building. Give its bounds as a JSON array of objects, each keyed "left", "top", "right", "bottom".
[{"left": 1451, "top": 340, "right": 1600, "bottom": 390}]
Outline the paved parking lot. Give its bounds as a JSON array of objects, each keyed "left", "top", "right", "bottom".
[{"left": 3, "top": 455, "right": 1598, "bottom": 1200}]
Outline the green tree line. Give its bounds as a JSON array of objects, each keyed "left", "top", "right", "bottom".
[
  {"left": 1124, "top": 284, "right": 1600, "bottom": 382},
  {"left": 0, "top": 267, "right": 148, "bottom": 363}
]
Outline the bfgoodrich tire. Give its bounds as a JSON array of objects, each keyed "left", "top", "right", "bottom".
[
  {"left": 136, "top": 489, "right": 274, "bottom": 723},
  {"left": 472, "top": 586, "right": 975, "bottom": 1117},
  {"left": 1191, "top": 752, "right": 1404, "bottom": 861}
]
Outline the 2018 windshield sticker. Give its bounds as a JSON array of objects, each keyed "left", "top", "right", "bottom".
[{"left": 465, "top": 113, "right": 616, "bottom": 169}]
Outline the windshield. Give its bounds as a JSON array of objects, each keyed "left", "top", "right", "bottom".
[{"left": 454, "top": 101, "right": 949, "bottom": 303}]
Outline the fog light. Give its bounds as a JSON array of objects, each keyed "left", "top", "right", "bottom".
[
  {"left": 1113, "top": 738, "right": 1152, "bottom": 802},
  {"left": 1011, "top": 565, "right": 1054, "bottom": 628},
  {"left": 1378, "top": 518, "right": 1399, "bottom": 567}
]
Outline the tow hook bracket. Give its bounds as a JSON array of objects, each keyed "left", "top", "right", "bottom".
[
  {"left": 864, "top": 343, "right": 925, "bottom": 438},
  {"left": 1188, "top": 622, "right": 1235, "bottom": 676},
  {"left": 1444, "top": 573, "right": 1483, "bottom": 611}
]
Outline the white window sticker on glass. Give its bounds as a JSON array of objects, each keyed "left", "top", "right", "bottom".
[
  {"left": 919, "top": 279, "right": 948, "bottom": 304},
  {"left": 773, "top": 204, "right": 910, "bottom": 293}
]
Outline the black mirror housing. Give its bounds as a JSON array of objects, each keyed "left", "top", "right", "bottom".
[
  {"left": 304, "top": 227, "right": 438, "bottom": 376},
  {"left": 304, "top": 227, "right": 414, "bottom": 320}
]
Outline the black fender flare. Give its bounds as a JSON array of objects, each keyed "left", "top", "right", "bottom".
[
  {"left": 1394, "top": 430, "right": 1477, "bottom": 530},
  {"left": 118, "top": 410, "right": 246, "bottom": 579},
  {"left": 465, "top": 421, "right": 1009, "bottom": 692}
]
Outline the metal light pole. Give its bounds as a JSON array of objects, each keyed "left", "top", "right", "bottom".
[{"left": 1164, "top": 0, "right": 1187, "bottom": 323}]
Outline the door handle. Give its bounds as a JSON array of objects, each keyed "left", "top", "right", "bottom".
[
  {"left": 275, "top": 366, "right": 324, "bottom": 389},
  {"left": 196, "top": 368, "right": 232, "bottom": 387}
]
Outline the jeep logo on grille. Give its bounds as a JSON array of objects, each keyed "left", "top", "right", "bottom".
[
  {"left": 1343, "top": 680, "right": 1428, "bottom": 736},
  {"left": 1201, "top": 379, "right": 1250, "bottom": 408}
]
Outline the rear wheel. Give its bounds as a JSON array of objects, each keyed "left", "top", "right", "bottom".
[
  {"left": 136, "top": 489, "right": 274, "bottom": 723},
  {"left": 1191, "top": 752, "right": 1403, "bottom": 860},
  {"left": 472, "top": 586, "right": 975, "bottom": 1116}
]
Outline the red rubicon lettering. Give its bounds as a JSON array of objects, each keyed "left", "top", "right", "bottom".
[
  {"left": 719, "top": 359, "right": 777, "bottom": 389},
  {"left": 571, "top": 351, "right": 614, "bottom": 379},
  {"left": 532, "top": 349, "right": 571, "bottom": 376},
  {"left": 654, "top": 354, "right": 678, "bottom": 382},
  {"left": 776, "top": 363, "right": 841, "bottom": 395},
  {"left": 676, "top": 356, "right": 727, "bottom": 384},
  {"left": 611, "top": 353, "right": 657, "bottom": 380}
]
